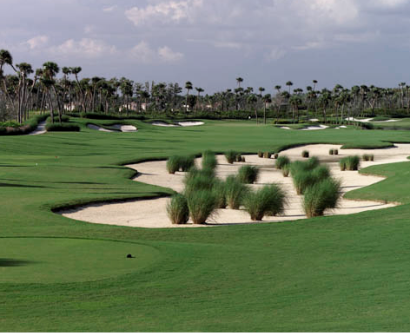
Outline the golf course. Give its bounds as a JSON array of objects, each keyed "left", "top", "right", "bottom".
[{"left": 2, "top": 117, "right": 410, "bottom": 331}]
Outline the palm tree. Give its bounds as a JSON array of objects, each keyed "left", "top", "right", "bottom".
[
  {"left": 185, "top": 81, "right": 193, "bottom": 112},
  {"left": 247, "top": 94, "right": 258, "bottom": 124},
  {"left": 16, "top": 62, "right": 33, "bottom": 123},
  {"left": 319, "top": 89, "right": 331, "bottom": 124},
  {"left": 289, "top": 95, "right": 302, "bottom": 123},
  {"left": 43, "top": 61, "right": 62, "bottom": 123},
  {"left": 195, "top": 87, "right": 204, "bottom": 111},
  {"left": 286, "top": 81, "right": 293, "bottom": 94},
  {"left": 263, "top": 94, "right": 271, "bottom": 124},
  {"left": 236, "top": 77, "right": 243, "bottom": 88}
]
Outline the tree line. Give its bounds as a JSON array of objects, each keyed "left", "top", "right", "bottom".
[{"left": 1, "top": 49, "right": 409, "bottom": 124}]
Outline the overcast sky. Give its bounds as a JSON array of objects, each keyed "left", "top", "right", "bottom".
[{"left": 1, "top": 0, "right": 410, "bottom": 93}]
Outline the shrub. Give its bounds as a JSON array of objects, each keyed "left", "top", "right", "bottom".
[
  {"left": 238, "top": 165, "right": 259, "bottom": 184},
  {"left": 302, "top": 150, "right": 310, "bottom": 158},
  {"left": 258, "top": 151, "right": 263, "bottom": 158},
  {"left": 363, "top": 154, "right": 375, "bottom": 162},
  {"left": 291, "top": 164, "right": 330, "bottom": 195},
  {"left": 186, "top": 189, "right": 217, "bottom": 224},
  {"left": 225, "top": 175, "right": 249, "bottom": 209},
  {"left": 244, "top": 184, "right": 287, "bottom": 220},
  {"left": 282, "top": 164, "right": 290, "bottom": 177},
  {"left": 202, "top": 150, "right": 217, "bottom": 170},
  {"left": 263, "top": 152, "right": 271, "bottom": 159},
  {"left": 340, "top": 156, "right": 360, "bottom": 171},
  {"left": 303, "top": 178, "right": 341, "bottom": 218},
  {"left": 45, "top": 123, "right": 80, "bottom": 132},
  {"left": 167, "top": 194, "right": 189, "bottom": 224},
  {"left": 275, "top": 156, "right": 290, "bottom": 169},
  {"left": 225, "top": 150, "right": 239, "bottom": 164}
]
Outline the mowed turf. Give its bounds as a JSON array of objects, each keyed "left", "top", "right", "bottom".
[{"left": 2, "top": 118, "right": 410, "bottom": 331}]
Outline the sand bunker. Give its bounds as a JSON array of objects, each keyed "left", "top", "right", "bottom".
[
  {"left": 152, "top": 121, "right": 204, "bottom": 127},
  {"left": 29, "top": 121, "right": 47, "bottom": 135},
  {"left": 302, "top": 125, "right": 329, "bottom": 131},
  {"left": 60, "top": 143, "right": 410, "bottom": 229},
  {"left": 111, "top": 124, "right": 138, "bottom": 132},
  {"left": 87, "top": 124, "right": 116, "bottom": 132}
]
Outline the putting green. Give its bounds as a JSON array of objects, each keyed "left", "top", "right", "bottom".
[{"left": 0, "top": 238, "right": 161, "bottom": 284}]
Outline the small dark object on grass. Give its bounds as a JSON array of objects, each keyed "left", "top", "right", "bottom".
[{"left": 127, "top": 254, "right": 135, "bottom": 259}]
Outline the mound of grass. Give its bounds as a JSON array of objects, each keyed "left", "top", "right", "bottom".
[
  {"left": 244, "top": 184, "right": 287, "bottom": 220},
  {"left": 202, "top": 150, "right": 217, "bottom": 170},
  {"left": 167, "top": 194, "right": 189, "bottom": 224},
  {"left": 166, "top": 155, "right": 195, "bottom": 174},
  {"left": 186, "top": 189, "right": 217, "bottom": 224},
  {"left": 303, "top": 178, "right": 341, "bottom": 217},
  {"left": 238, "top": 165, "right": 259, "bottom": 184},
  {"left": 275, "top": 155, "right": 290, "bottom": 169},
  {"left": 340, "top": 156, "right": 360, "bottom": 171},
  {"left": 363, "top": 154, "right": 375, "bottom": 162},
  {"left": 302, "top": 150, "right": 310, "bottom": 158},
  {"left": 225, "top": 175, "right": 249, "bottom": 209}
]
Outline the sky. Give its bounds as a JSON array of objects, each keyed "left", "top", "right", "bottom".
[{"left": 1, "top": 0, "right": 410, "bottom": 93}]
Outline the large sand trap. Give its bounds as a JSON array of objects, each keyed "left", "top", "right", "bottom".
[
  {"left": 87, "top": 124, "right": 116, "bottom": 132},
  {"left": 152, "top": 121, "right": 204, "bottom": 127},
  {"left": 302, "top": 125, "right": 329, "bottom": 131},
  {"left": 111, "top": 124, "right": 138, "bottom": 132},
  {"left": 29, "top": 121, "right": 47, "bottom": 135},
  {"left": 60, "top": 143, "right": 410, "bottom": 229}
]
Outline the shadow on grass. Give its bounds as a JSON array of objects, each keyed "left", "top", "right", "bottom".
[{"left": 0, "top": 258, "right": 37, "bottom": 267}]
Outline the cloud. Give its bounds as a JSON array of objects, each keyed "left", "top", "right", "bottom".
[
  {"left": 130, "top": 41, "right": 184, "bottom": 64},
  {"left": 125, "top": 0, "right": 203, "bottom": 26},
  {"left": 26, "top": 35, "right": 49, "bottom": 49},
  {"left": 103, "top": 5, "right": 117, "bottom": 13},
  {"left": 49, "top": 38, "right": 117, "bottom": 59}
]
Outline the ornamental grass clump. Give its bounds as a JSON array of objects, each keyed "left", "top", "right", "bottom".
[
  {"left": 184, "top": 168, "right": 216, "bottom": 196},
  {"left": 275, "top": 156, "right": 290, "bottom": 169},
  {"left": 244, "top": 184, "right": 286, "bottom": 220},
  {"left": 363, "top": 154, "right": 374, "bottom": 162},
  {"left": 329, "top": 149, "right": 339, "bottom": 155},
  {"left": 274, "top": 153, "right": 279, "bottom": 159},
  {"left": 282, "top": 164, "right": 290, "bottom": 177},
  {"left": 302, "top": 150, "right": 310, "bottom": 158},
  {"left": 303, "top": 178, "right": 341, "bottom": 218},
  {"left": 238, "top": 165, "right": 259, "bottom": 184},
  {"left": 202, "top": 150, "right": 217, "bottom": 170},
  {"left": 167, "top": 194, "right": 189, "bottom": 224},
  {"left": 225, "top": 150, "right": 239, "bottom": 164},
  {"left": 340, "top": 156, "right": 360, "bottom": 171},
  {"left": 263, "top": 152, "right": 271, "bottom": 159},
  {"left": 166, "top": 156, "right": 181, "bottom": 174},
  {"left": 213, "top": 180, "right": 227, "bottom": 208},
  {"left": 291, "top": 163, "right": 331, "bottom": 195},
  {"left": 236, "top": 154, "right": 245, "bottom": 162},
  {"left": 225, "top": 175, "right": 249, "bottom": 209},
  {"left": 187, "top": 189, "right": 217, "bottom": 224},
  {"left": 166, "top": 155, "right": 195, "bottom": 174},
  {"left": 180, "top": 155, "right": 195, "bottom": 172},
  {"left": 258, "top": 151, "right": 263, "bottom": 158}
]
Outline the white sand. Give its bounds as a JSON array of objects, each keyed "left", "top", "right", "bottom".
[
  {"left": 29, "top": 121, "right": 47, "bottom": 135},
  {"left": 178, "top": 121, "right": 204, "bottom": 127},
  {"left": 87, "top": 124, "right": 115, "bottom": 132},
  {"left": 302, "top": 125, "right": 329, "bottom": 131},
  {"left": 345, "top": 117, "right": 373, "bottom": 123},
  {"left": 152, "top": 122, "right": 179, "bottom": 127},
  {"left": 280, "top": 126, "right": 291, "bottom": 130},
  {"left": 111, "top": 124, "right": 138, "bottom": 132},
  {"left": 60, "top": 143, "right": 410, "bottom": 229}
]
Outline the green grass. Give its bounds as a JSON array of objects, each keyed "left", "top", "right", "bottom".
[
  {"left": 3, "top": 117, "right": 410, "bottom": 331},
  {"left": 202, "top": 150, "right": 217, "bottom": 170}
]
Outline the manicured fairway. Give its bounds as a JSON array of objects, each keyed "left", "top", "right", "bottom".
[{"left": 2, "top": 118, "right": 410, "bottom": 331}]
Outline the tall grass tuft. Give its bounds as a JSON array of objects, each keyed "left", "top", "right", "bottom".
[
  {"left": 303, "top": 178, "right": 341, "bottom": 218},
  {"left": 274, "top": 153, "right": 279, "bottom": 159},
  {"left": 282, "top": 164, "right": 290, "bottom": 177},
  {"left": 202, "top": 150, "right": 217, "bottom": 170},
  {"left": 238, "top": 165, "right": 259, "bottom": 184},
  {"left": 166, "top": 155, "right": 195, "bottom": 174},
  {"left": 291, "top": 163, "right": 331, "bottom": 195},
  {"left": 363, "top": 154, "right": 375, "bottom": 162},
  {"left": 184, "top": 168, "right": 216, "bottom": 196},
  {"left": 329, "top": 149, "right": 334, "bottom": 155},
  {"left": 340, "top": 156, "right": 360, "bottom": 171},
  {"left": 225, "top": 176, "right": 249, "bottom": 209},
  {"left": 302, "top": 150, "right": 310, "bottom": 158},
  {"left": 213, "top": 180, "right": 227, "bottom": 208},
  {"left": 263, "top": 152, "right": 272, "bottom": 159},
  {"left": 225, "top": 150, "right": 239, "bottom": 164},
  {"left": 187, "top": 189, "right": 217, "bottom": 224},
  {"left": 275, "top": 155, "right": 290, "bottom": 169},
  {"left": 244, "top": 185, "right": 287, "bottom": 220},
  {"left": 258, "top": 151, "right": 263, "bottom": 158},
  {"left": 167, "top": 194, "right": 189, "bottom": 224}
]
